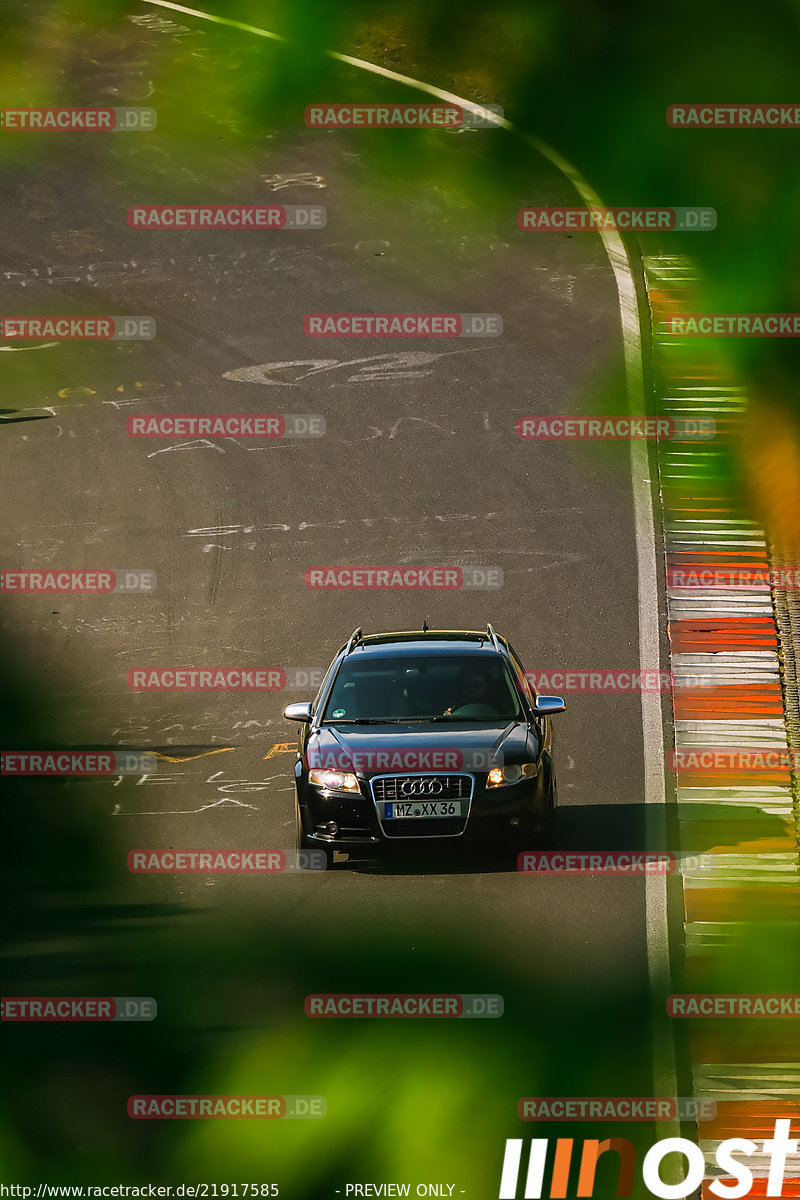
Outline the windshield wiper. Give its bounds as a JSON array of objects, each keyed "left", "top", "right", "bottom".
[
  {"left": 428, "top": 714, "right": 515, "bottom": 722},
  {"left": 324, "top": 717, "right": 408, "bottom": 725}
]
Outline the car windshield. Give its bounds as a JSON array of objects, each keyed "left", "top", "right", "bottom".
[{"left": 321, "top": 655, "right": 523, "bottom": 723}]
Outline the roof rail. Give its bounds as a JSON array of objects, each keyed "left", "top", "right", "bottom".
[
  {"left": 344, "top": 627, "right": 363, "bottom": 655},
  {"left": 486, "top": 623, "right": 502, "bottom": 653}
]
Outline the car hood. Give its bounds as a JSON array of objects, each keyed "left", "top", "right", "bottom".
[{"left": 306, "top": 721, "right": 536, "bottom": 777}]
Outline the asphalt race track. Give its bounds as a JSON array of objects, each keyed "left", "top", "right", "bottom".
[{"left": 1, "top": 7, "right": 681, "bottom": 1193}]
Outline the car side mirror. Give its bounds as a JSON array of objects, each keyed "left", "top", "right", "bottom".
[
  {"left": 283, "top": 701, "right": 313, "bottom": 723},
  {"left": 533, "top": 695, "right": 566, "bottom": 715}
]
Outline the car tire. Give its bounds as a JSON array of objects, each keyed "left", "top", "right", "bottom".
[
  {"left": 536, "top": 772, "right": 558, "bottom": 848},
  {"left": 295, "top": 802, "right": 333, "bottom": 871}
]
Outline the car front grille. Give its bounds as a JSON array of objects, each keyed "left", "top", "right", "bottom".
[
  {"left": 370, "top": 774, "right": 473, "bottom": 839},
  {"left": 371, "top": 775, "right": 473, "bottom": 804}
]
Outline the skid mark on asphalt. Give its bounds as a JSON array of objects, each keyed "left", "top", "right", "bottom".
[
  {"left": 262, "top": 173, "right": 326, "bottom": 191},
  {"left": 221, "top": 349, "right": 495, "bottom": 386},
  {"left": 147, "top": 438, "right": 225, "bottom": 458}
]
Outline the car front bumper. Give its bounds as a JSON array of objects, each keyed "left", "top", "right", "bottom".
[{"left": 296, "top": 769, "right": 551, "bottom": 852}]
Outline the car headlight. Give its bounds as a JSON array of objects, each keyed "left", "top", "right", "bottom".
[
  {"left": 486, "top": 762, "right": 538, "bottom": 788},
  {"left": 308, "top": 768, "right": 360, "bottom": 793}
]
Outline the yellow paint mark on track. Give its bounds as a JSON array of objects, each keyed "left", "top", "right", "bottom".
[
  {"left": 150, "top": 747, "right": 234, "bottom": 762},
  {"left": 264, "top": 743, "right": 296, "bottom": 759}
]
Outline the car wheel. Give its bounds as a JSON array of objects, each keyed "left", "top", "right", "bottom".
[
  {"left": 295, "top": 802, "right": 333, "bottom": 871},
  {"left": 508, "top": 774, "right": 557, "bottom": 853},
  {"left": 536, "top": 772, "right": 558, "bottom": 848}
]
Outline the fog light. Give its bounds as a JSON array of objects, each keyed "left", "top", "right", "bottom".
[{"left": 323, "top": 821, "right": 339, "bottom": 836}]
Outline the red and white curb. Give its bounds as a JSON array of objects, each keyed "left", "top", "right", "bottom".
[{"left": 647, "top": 252, "right": 800, "bottom": 1193}]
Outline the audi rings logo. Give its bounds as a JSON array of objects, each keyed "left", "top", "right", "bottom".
[{"left": 400, "top": 777, "right": 444, "bottom": 797}]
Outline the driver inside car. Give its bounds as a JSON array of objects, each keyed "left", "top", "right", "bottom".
[{"left": 444, "top": 671, "right": 505, "bottom": 716}]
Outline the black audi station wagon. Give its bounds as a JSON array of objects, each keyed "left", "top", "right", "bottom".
[{"left": 283, "top": 626, "right": 565, "bottom": 867}]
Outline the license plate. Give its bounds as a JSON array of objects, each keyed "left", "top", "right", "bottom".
[{"left": 384, "top": 800, "right": 462, "bottom": 819}]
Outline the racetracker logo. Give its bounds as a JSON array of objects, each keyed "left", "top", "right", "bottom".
[
  {"left": 668, "top": 104, "right": 800, "bottom": 127},
  {"left": 517, "top": 206, "right": 717, "bottom": 231},
  {"left": 304, "top": 313, "right": 502, "bottom": 337},
  {"left": 1, "top": 569, "right": 155, "bottom": 593},
  {"left": 127, "top": 1095, "right": 325, "bottom": 1119},
  {"left": 516, "top": 417, "right": 715, "bottom": 440},
  {"left": 498, "top": 1120, "right": 797, "bottom": 1197},
  {"left": 668, "top": 995, "right": 800, "bottom": 1017},
  {"left": 525, "top": 670, "right": 673, "bottom": 693},
  {"left": 128, "top": 205, "right": 326, "bottom": 229},
  {"left": 306, "top": 748, "right": 498, "bottom": 771},
  {"left": 1, "top": 751, "right": 156, "bottom": 775},
  {"left": 0, "top": 107, "right": 156, "bottom": 130},
  {"left": 304, "top": 566, "right": 503, "bottom": 590},
  {"left": 128, "top": 669, "right": 285, "bottom": 691},
  {"left": 517, "top": 1097, "right": 717, "bottom": 1121},
  {"left": 1, "top": 997, "right": 156, "bottom": 1021},
  {"left": 661, "top": 313, "right": 800, "bottom": 336},
  {"left": 517, "top": 852, "right": 675, "bottom": 875},
  {"left": 304, "top": 103, "right": 503, "bottom": 128},
  {"left": 668, "top": 748, "right": 800, "bottom": 772},
  {"left": 127, "top": 414, "right": 324, "bottom": 437},
  {"left": 305, "top": 994, "right": 503, "bottom": 1017},
  {"left": 1, "top": 317, "right": 155, "bottom": 340},
  {"left": 126, "top": 1094, "right": 323, "bottom": 1118},
  {"left": 668, "top": 566, "right": 800, "bottom": 588},
  {"left": 129, "top": 849, "right": 328, "bottom": 873}
]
